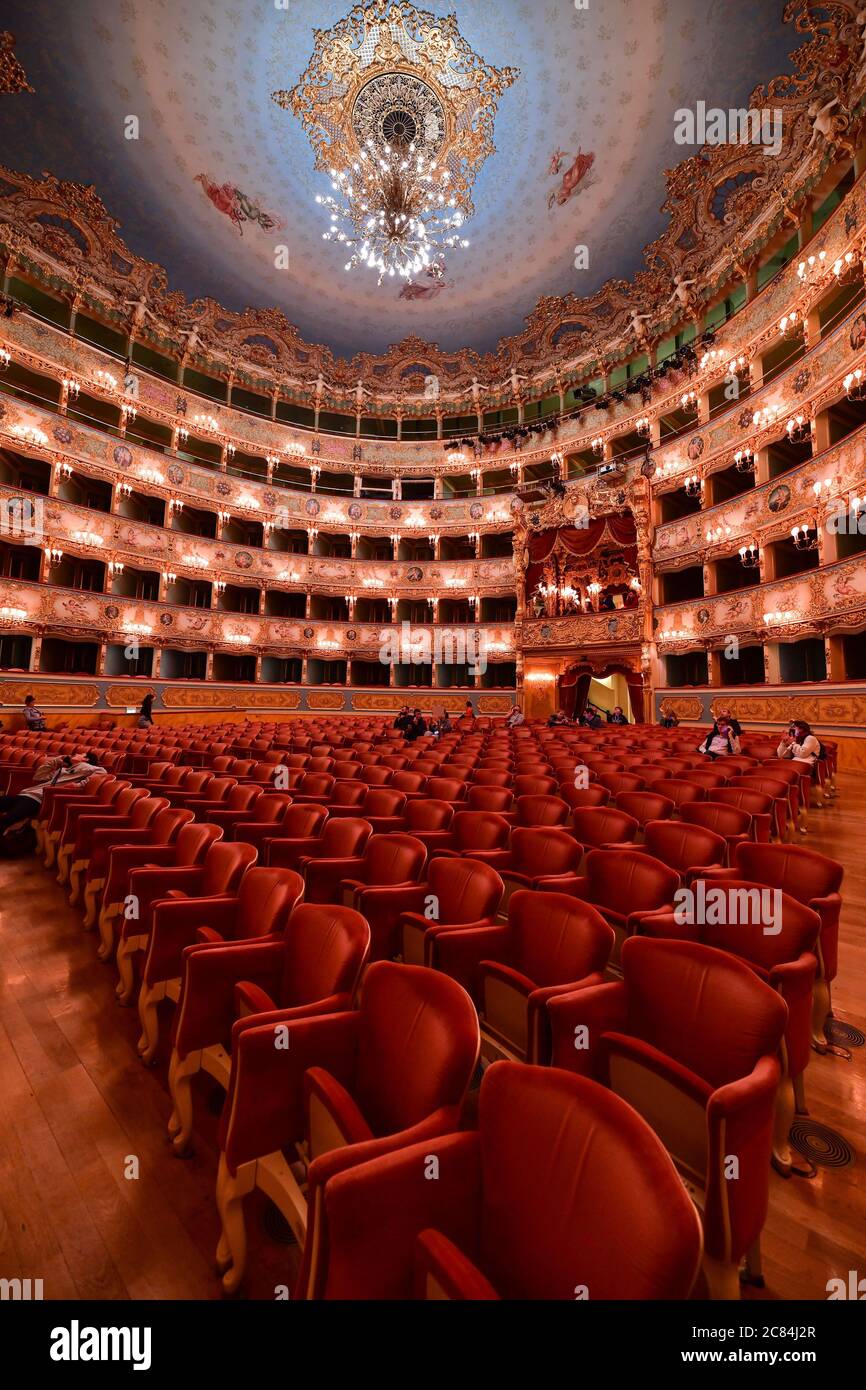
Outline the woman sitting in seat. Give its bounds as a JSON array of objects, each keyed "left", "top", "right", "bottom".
[
  {"left": 777, "top": 720, "right": 821, "bottom": 771},
  {"left": 698, "top": 717, "right": 741, "bottom": 759}
]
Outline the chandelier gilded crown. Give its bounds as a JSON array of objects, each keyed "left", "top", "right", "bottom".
[{"left": 274, "top": 0, "right": 518, "bottom": 283}]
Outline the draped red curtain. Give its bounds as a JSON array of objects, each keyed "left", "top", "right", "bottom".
[
  {"left": 560, "top": 662, "right": 647, "bottom": 725},
  {"left": 527, "top": 514, "right": 637, "bottom": 565}
]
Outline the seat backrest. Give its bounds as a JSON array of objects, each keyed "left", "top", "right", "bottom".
[
  {"left": 355, "top": 962, "right": 479, "bottom": 1136},
  {"left": 509, "top": 890, "right": 614, "bottom": 985},
  {"left": 175, "top": 821, "right": 224, "bottom": 866},
  {"left": 362, "top": 833, "right": 427, "bottom": 885},
  {"left": 225, "top": 783, "right": 262, "bottom": 812},
  {"left": 248, "top": 794, "right": 293, "bottom": 825},
  {"left": 180, "top": 771, "right": 213, "bottom": 797},
  {"left": 281, "top": 904, "right": 370, "bottom": 1007},
  {"left": 622, "top": 936, "right": 788, "bottom": 1089},
  {"left": 614, "top": 791, "right": 675, "bottom": 826},
  {"left": 300, "top": 773, "right": 336, "bottom": 797},
  {"left": 452, "top": 811, "right": 511, "bottom": 852},
  {"left": 715, "top": 787, "right": 774, "bottom": 817},
  {"left": 642, "top": 821, "right": 727, "bottom": 874},
  {"left": 113, "top": 786, "right": 148, "bottom": 816},
  {"left": 476, "top": 1062, "right": 701, "bottom": 1300},
  {"left": 332, "top": 761, "right": 362, "bottom": 780},
  {"left": 559, "top": 783, "right": 610, "bottom": 810},
  {"left": 586, "top": 848, "right": 679, "bottom": 914},
  {"left": 732, "top": 841, "right": 843, "bottom": 897},
  {"left": 571, "top": 806, "right": 638, "bottom": 848},
  {"left": 425, "top": 777, "right": 467, "bottom": 802},
  {"left": 236, "top": 867, "right": 304, "bottom": 937},
  {"left": 319, "top": 816, "right": 373, "bottom": 858},
  {"left": 467, "top": 786, "right": 514, "bottom": 813},
  {"left": 362, "top": 788, "right": 406, "bottom": 817},
  {"left": 201, "top": 841, "right": 258, "bottom": 896},
  {"left": 279, "top": 804, "right": 329, "bottom": 837},
  {"left": 428, "top": 856, "right": 503, "bottom": 922},
  {"left": 472, "top": 769, "right": 511, "bottom": 787},
  {"left": 515, "top": 794, "right": 569, "bottom": 827},
  {"left": 511, "top": 826, "right": 581, "bottom": 878},
  {"left": 690, "top": 877, "right": 820, "bottom": 970},
  {"left": 597, "top": 772, "right": 646, "bottom": 796},
  {"left": 390, "top": 771, "right": 426, "bottom": 795},
  {"left": 129, "top": 795, "right": 169, "bottom": 830},
  {"left": 361, "top": 765, "right": 393, "bottom": 786},
  {"left": 404, "top": 799, "right": 454, "bottom": 832},
  {"left": 513, "top": 775, "right": 558, "bottom": 797},
  {"left": 199, "top": 777, "right": 236, "bottom": 802},
  {"left": 680, "top": 801, "right": 751, "bottom": 839},
  {"left": 150, "top": 807, "right": 194, "bottom": 844}
]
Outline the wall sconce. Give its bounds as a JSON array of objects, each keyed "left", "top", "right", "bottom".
[
  {"left": 213, "top": 579, "right": 226, "bottom": 596},
  {"left": 182, "top": 554, "right": 208, "bottom": 570},
  {"left": 706, "top": 524, "right": 732, "bottom": 545},
  {"left": 509, "top": 459, "right": 520, "bottom": 475},
  {"left": 163, "top": 570, "right": 177, "bottom": 585},
  {"left": 121, "top": 402, "right": 137, "bottom": 422},
  {"left": 218, "top": 509, "right": 231, "bottom": 527},
  {"left": 680, "top": 390, "right": 698, "bottom": 412},
  {"left": 739, "top": 542, "right": 760, "bottom": 568},
  {"left": 70, "top": 530, "right": 104, "bottom": 550},
  {"left": 176, "top": 426, "right": 189, "bottom": 444},
  {"left": 591, "top": 436, "right": 604, "bottom": 457},
  {"left": 225, "top": 633, "right": 252, "bottom": 645},
  {"left": 790, "top": 523, "right": 818, "bottom": 551},
  {"left": 168, "top": 497, "right": 184, "bottom": 517},
  {"left": 309, "top": 464, "right": 321, "bottom": 482},
  {"left": 93, "top": 369, "right": 119, "bottom": 391},
  {"left": 307, "top": 526, "right": 318, "bottom": 543},
  {"left": 525, "top": 671, "right": 556, "bottom": 684},
  {"left": 778, "top": 310, "right": 800, "bottom": 335},
  {"left": 286, "top": 442, "right": 306, "bottom": 459},
  {"left": 550, "top": 449, "right": 564, "bottom": 467},
  {"left": 752, "top": 405, "right": 779, "bottom": 430},
  {"left": 763, "top": 609, "right": 797, "bottom": 627},
  {"left": 390, "top": 533, "right": 402, "bottom": 549},
  {"left": 266, "top": 454, "right": 281, "bottom": 469},
  {"left": 832, "top": 250, "right": 856, "bottom": 281},
  {"left": 122, "top": 622, "right": 153, "bottom": 638},
  {"left": 57, "top": 461, "right": 74, "bottom": 480},
  {"left": 636, "top": 417, "right": 651, "bottom": 437},
  {"left": 797, "top": 251, "right": 826, "bottom": 282},
  {"left": 44, "top": 546, "right": 64, "bottom": 568},
  {"left": 734, "top": 447, "right": 755, "bottom": 473},
  {"left": 139, "top": 467, "right": 163, "bottom": 486},
  {"left": 225, "top": 442, "right": 236, "bottom": 459},
  {"left": 116, "top": 481, "right": 133, "bottom": 498},
  {"left": 658, "top": 628, "right": 689, "bottom": 641},
  {"left": 62, "top": 376, "right": 80, "bottom": 397},
  {"left": 844, "top": 369, "right": 866, "bottom": 401},
  {"left": 11, "top": 423, "right": 49, "bottom": 448},
  {"left": 683, "top": 474, "right": 703, "bottom": 498},
  {"left": 786, "top": 414, "right": 811, "bottom": 444},
  {"left": 193, "top": 414, "right": 220, "bottom": 433},
  {"left": 108, "top": 560, "right": 125, "bottom": 578}
]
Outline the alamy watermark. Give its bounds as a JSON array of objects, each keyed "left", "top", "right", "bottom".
[
  {"left": 674, "top": 102, "right": 783, "bottom": 159},
  {"left": 379, "top": 622, "right": 491, "bottom": 675},
  {"left": 0, "top": 495, "right": 44, "bottom": 545},
  {"left": 674, "top": 882, "right": 783, "bottom": 936}
]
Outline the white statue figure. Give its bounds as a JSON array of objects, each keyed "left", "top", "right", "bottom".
[
  {"left": 424, "top": 373, "right": 440, "bottom": 401},
  {"left": 470, "top": 376, "right": 488, "bottom": 406},
  {"left": 123, "top": 294, "right": 152, "bottom": 332},
  {"left": 508, "top": 366, "right": 528, "bottom": 396},
  {"left": 628, "top": 309, "right": 652, "bottom": 346},
  {"left": 314, "top": 371, "right": 331, "bottom": 404},
  {"left": 354, "top": 379, "right": 368, "bottom": 408},
  {"left": 179, "top": 325, "right": 201, "bottom": 356},
  {"left": 807, "top": 95, "right": 843, "bottom": 150},
  {"left": 667, "top": 274, "right": 698, "bottom": 311}
]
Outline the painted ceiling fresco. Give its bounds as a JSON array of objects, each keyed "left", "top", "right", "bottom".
[{"left": 0, "top": 0, "right": 799, "bottom": 357}]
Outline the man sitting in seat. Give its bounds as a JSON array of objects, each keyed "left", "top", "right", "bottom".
[
  {"left": 606, "top": 705, "right": 629, "bottom": 725},
  {"left": 547, "top": 709, "right": 570, "bottom": 727},
  {"left": 393, "top": 705, "right": 413, "bottom": 735},
  {"left": 506, "top": 705, "right": 525, "bottom": 728},
  {"left": 404, "top": 709, "right": 428, "bottom": 742},
  {"left": 0, "top": 753, "right": 104, "bottom": 839}
]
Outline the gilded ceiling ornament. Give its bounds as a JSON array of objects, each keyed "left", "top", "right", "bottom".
[{"left": 0, "top": 32, "right": 33, "bottom": 95}]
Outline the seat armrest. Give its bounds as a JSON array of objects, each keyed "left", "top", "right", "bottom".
[{"left": 414, "top": 1228, "right": 499, "bottom": 1301}]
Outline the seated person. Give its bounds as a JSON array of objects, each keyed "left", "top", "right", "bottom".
[
  {"left": 393, "top": 705, "right": 413, "bottom": 734},
  {"left": 777, "top": 720, "right": 821, "bottom": 771},
  {"left": 606, "top": 705, "right": 629, "bottom": 725},
  {"left": 547, "top": 709, "right": 570, "bottom": 727},
  {"left": 23, "top": 695, "right": 47, "bottom": 732},
  {"left": 505, "top": 705, "right": 525, "bottom": 728},
  {"left": 579, "top": 705, "right": 603, "bottom": 729},
  {"left": 405, "top": 709, "right": 427, "bottom": 742},
  {"left": 463, "top": 700, "right": 476, "bottom": 722},
  {"left": 697, "top": 718, "right": 741, "bottom": 759},
  {"left": 0, "top": 753, "right": 103, "bottom": 839},
  {"left": 715, "top": 706, "right": 742, "bottom": 738},
  {"left": 659, "top": 710, "right": 679, "bottom": 728}
]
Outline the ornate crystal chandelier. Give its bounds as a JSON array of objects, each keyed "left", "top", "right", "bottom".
[{"left": 317, "top": 139, "right": 469, "bottom": 283}]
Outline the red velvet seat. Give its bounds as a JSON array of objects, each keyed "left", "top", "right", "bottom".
[
  {"left": 179, "top": 776, "right": 238, "bottom": 814},
  {"left": 168, "top": 901, "right": 371, "bottom": 1153},
  {"left": 596, "top": 771, "right": 647, "bottom": 797},
  {"left": 463, "top": 826, "right": 582, "bottom": 906},
  {"left": 85, "top": 804, "right": 193, "bottom": 935},
  {"left": 729, "top": 776, "right": 791, "bottom": 841},
  {"left": 656, "top": 778, "right": 705, "bottom": 811},
  {"left": 113, "top": 824, "right": 227, "bottom": 1001},
  {"left": 225, "top": 794, "right": 294, "bottom": 849},
  {"left": 404, "top": 800, "right": 454, "bottom": 835},
  {"left": 547, "top": 936, "right": 787, "bottom": 1297},
  {"left": 191, "top": 783, "right": 263, "bottom": 831},
  {"left": 298, "top": 1061, "right": 702, "bottom": 1300},
  {"left": 390, "top": 771, "right": 426, "bottom": 798},
  {"left": 41, "top": 776, "right": 123, "bottom": 867},
  {"left": 512, "top": 775, "right": 558, "bottom": 797},
  {"left": 137, "top": 862, "right": 301, "bottom": 1063},
  {"left": 715, "top": 787, "right": 774, "bottom": 844},
  {"left": 571, "top": 806, "right": 638, "bottom": 850},
  {"left": 698, "top": 842, "right": 843, "bottom": 1051},
  {"left": 539, "top": 847, "right": 679, "bottom": 958},
  {"left": 425, "top": 776, "right": 468, "bottom": 807},
  {"left": 466, "top": 786, "right": 514, "bottom": 814},
  {"left": 429, "top": 810, "right": 511, "bottom": 861},
  {"left": 260, "top": 804, "right": 330, "bottom": 866},
  {"left": 352, "top": 787, "right": 407, "bottom": 834},
  {"left": 680, "top": 801, "right": 752, "bottom": 858},
  {"left": 614, "top": 789, "right": 675, "bottom": 830},
  {"left": 292, "top": 772, "right": 336, "bottom": 805},
  {"left": 360, "top": 764, "right": 394, "bottom": 787},
  {"left": 71, "top": 793, "right": 168, "bottom": 909},
  {"left": 558, "top": 783, "right": 610, "bottom": 810},
  {"left": 432, "top": 888, "right": 614, "bottom": 1057},
  {"left": 636, "top": 879, "right": 819, "bottom": 1173},
  {"left": 631, "top": 820, "right": 727, "bottom": 881},
  {"left": 57, "top": 785, "right": 149, "bottom": 887},
  {"left": 514, "top": 794, "right": 569, "bottom": 827},
  {"left": 471, "top": 769, "right": 511, "bottom": 787},
  {"left": 401, "top": 856, "right": 505, "bottom": 966},
  {"left": 214, "top": 961, "right": 479, "bottom": 1293}
]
